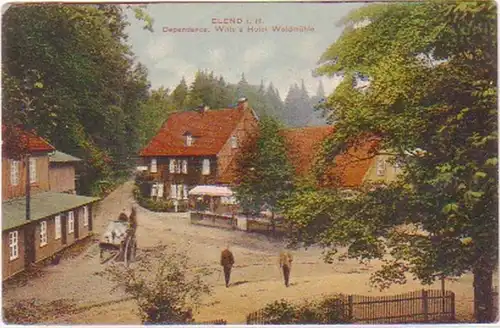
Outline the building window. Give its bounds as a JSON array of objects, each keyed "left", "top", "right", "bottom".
[
  {"left": 170, "top": 184, "right": 177, "bottom": 199},
  {"left": 83, "top": 206, "right": 89, "bottom": 227},
  {"left": 202, "top": 159, "right": 210, "bottom": 175},
  {"left": 231, "top": 135, "right": 238, "bottom": 149},
  {"left": 183, "top": 184, "right": 189, "bottom": 200},
  {"left": 55, "top": 215, "right": 62, "bottom": 239},
  {"left": 182, "top": 159, "right": 188, "bottom": 174},
  {"left": 68, "top": 211, "right": 75, "bottom": 234},
  {"left": 376, "top": 158, "right": 386, "bottom": 176},
  {"left": 29, "top": 157, "right": 37, "bottom": 183},
  {"left": 151, "top": 183, "right": 158, "bottom": 197},
  {"left": 9, "top": 231, "right": 19, "bottom": 260},
  {"left": 169, "top": 159, "right": 175, "bottom": 173},
  {"left": 157, "top": 183, "right": 164, "bottom": 198},
  {"left": 186, "top": 135, "right": 193, "bottom": 146},
  {"left": 150, "top": 158, "right": 157, "bottom": 173},
  {"left": 40, "top": 221, "right": 48, "bottom": 247},
  {"left": 10, "top": 160, "right": 19, "bottom": 186}
]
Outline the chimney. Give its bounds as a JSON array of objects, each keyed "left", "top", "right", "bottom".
[{"left": 237, "top": 97, "right": 248, "bottom": 111}]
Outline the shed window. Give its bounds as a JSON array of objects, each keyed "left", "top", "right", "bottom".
[
  {"left": 68, "top": 211, "right": 75, "bottom": 234},
  {"left": 9, "top": 231, "right": 19, "bottom": 260},
  {"left": 202, "top": 159, "right": 210, "bottom": 175},
  {"left": 83, "top": 206, "right": 89, "bottom": 227},
  {"left": 40, "top": 221, "right": 48, "bottom": 246},
  {"left": 29, "top": 157, "right": 37, "bottom": 183},
  {"left": 55, "top": 215, "right": 62, "bottom": 239}
]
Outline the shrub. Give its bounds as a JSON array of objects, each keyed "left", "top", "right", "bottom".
[
  {"left": 254, "top": 295, "right": 350, "bottom": 324},
  {"left": 102, "top": 246, "right": 213, "bottom": 324}
]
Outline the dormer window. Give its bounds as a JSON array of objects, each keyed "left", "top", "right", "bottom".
[
  {"left": 184, "top": 132, "right": 193, "bottom": 146},
  {"left": 231, "top": 135, "right": 238, "bottom": 149}
]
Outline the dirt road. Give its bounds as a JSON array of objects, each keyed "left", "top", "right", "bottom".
[{"left": 2, "top": 181, "right": 476, "bottom": 323}]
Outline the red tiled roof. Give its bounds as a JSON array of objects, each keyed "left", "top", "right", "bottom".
[
  {"left": 2, "top": 125, "right": 55, "bottom": 155},
  {"left": 140, "top": 109, "right": 246, "bottom": 157},
  {"left": 282, "top": 126, "right": 378, "bottom": 188}
]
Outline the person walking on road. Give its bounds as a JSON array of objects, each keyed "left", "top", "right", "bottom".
[
  {"left": 279, "top": 250, "right": 293, "bottom": 287},
  {"left": 220, "top": 246, "right": 235, "bottom": 288}
]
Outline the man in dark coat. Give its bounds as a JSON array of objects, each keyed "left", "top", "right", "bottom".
[
  {"left": 220, "top": 246, "right": 235, "bottom": 287},
  {"left": 279, "top": 250, "right": 293, "bottom": 287}
]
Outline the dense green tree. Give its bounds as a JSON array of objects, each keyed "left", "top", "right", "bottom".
[
  {"left": 284, "top": 1, "right": 497, "bottom": 322},
  {"left": 171, "top": 77, "right": 188, "bottom": 110},
  {"left": 2, "top": 4, "right": 152, "bottom": 195},
  {"left": 233, "top": 116, "right": 294, "bottom": 233}
]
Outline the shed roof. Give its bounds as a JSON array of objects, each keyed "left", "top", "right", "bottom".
[
  {"left": 2, "top": 192, "right": 100, "bottom": 231},
  {"left": 49, "top": 150, "right": 82, "bottom": 163},
  {"left": 188, "top": 185, "right": 233, "bottom": 197}
]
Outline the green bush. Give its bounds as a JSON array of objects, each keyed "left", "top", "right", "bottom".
[
  {"left": 102, "top": 246, "right": 212, "bottom": 324},
  {"left": 256, "top": 296, "right": 351, "bottom": 324}
]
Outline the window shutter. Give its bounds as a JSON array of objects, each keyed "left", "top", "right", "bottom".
[
  {"left": 176, "top": 160, "right": 181, "bottom": 173},
  {"left": 183, "top": 184, "right": 188, "bottom": 199},
  {"left": 169, "top": 159, "right": 175, "bottom": 173},
  {"left": 29, "top": 158, "right": 37, "bottom": 183},
  {"left": 171, "top": 184, "right": 177, "bottom": 199},
  {"left": 157, "top": 183, "right": 164, "bottom": 198},
  {"left": 182, "top": 160, "right": 188, "bottom": 174}
]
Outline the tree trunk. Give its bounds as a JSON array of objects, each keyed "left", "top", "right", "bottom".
[{"left": 473, "top": 259, "right": 494, "bottom": 322}]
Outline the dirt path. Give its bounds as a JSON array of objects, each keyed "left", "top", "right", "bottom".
[{"left": 2, "top": 181, "right": 476, "bottom": 324}]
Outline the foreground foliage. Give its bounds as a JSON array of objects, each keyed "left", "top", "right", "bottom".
[
  {"left": 233, "top": 116, "right": 294, "bottom": 226},
  {"left": 252, "top": 296, "right": 351, "bottom": 324},
  {"left": 102, "top": 246, "right": 212, "bottom": 324},
  {"left": 285, "top": 1, "right": 497, "bottom": 323},
  {"left": 2, "top": 4, "right": 152, "bottom": 195}
]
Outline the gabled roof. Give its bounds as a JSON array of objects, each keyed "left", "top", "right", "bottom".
[
  {"left": 140, "top": 109, "right": 247, "bottom": 157},
  {"left": 49, "top": 150, "right": 82, "bottom": 163},
  {"left": 2, "top": 125, "right": 55, "bottom": 154},
  {"left": 282, "top": 126, "right": 378, "bottom": 188}
]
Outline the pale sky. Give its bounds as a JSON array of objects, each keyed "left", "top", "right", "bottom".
[{"left": 125, "top": 2, "right": 364, "bottom": 100}]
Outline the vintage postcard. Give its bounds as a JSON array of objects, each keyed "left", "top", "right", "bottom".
[{"left": 1, "top": 0, "right": 498, "bottom": 325}]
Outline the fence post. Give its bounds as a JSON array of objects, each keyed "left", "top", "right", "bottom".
[
  {"left": 422, "top": 289, "right": 429, "bottom": 322},
  {"left": 348, "top": 295, "right": 354, "bottom": 320},
  {"left": 450, "top": 291, "right": 456, "bottom": 322}
]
